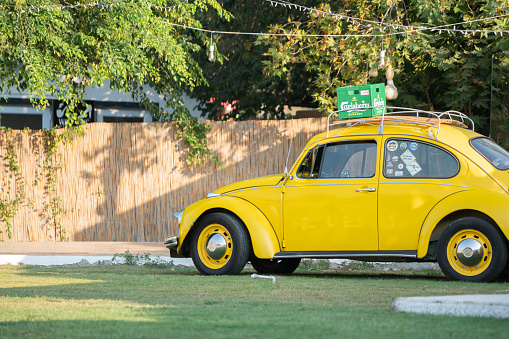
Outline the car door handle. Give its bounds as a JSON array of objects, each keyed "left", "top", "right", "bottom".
[{"left": 355, "top": 188, "right": 376, "bottom": 192}]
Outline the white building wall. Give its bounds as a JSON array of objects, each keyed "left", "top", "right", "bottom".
[{"left": 0, "top": 81, "right": 203, "bottom": 130}]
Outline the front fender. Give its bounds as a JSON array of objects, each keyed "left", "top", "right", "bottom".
[
  {"left": 417, "top": 190, "right": 509, "bottom": 258},
  {"left": 177, "top": 196, "right": 281, "bottom": 259}
]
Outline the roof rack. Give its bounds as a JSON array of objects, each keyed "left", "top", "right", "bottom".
[{"left": 326, "top": 106, "right": 475, "bottom": 140}]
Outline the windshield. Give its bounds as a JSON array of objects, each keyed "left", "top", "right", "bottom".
[{"left": 470, "top": 137, "right": 509, "bottom": 170}]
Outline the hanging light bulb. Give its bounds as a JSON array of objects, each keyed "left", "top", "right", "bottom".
[
  {"left": 379, "top": 50, "right": 385, "bottom": 67},
  {"left": 385, "top": 64, "right": 398, "bottom": 100},
  {"left": 208, "top": 44, "right": 215, "bottom": 62},
  {"left": 208, "top": 33, "right": 215, "bottom": 62}
]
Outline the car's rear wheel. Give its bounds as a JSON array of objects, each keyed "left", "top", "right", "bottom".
[
  {"left": 191, "top": 212, "right": 250, "bottom": 275},
  {"left": 250, "top": 257, "right": 301, "bottom": 275},
  {"left": 437, "top": 217, "right": 508, "bottom": 282}
]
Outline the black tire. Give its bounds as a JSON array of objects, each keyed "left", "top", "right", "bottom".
[
  {"left": 251, "top": 257, "right": 301, "bottom": 275},
  {"left": 437, "top": 217, "right": 508, "bottom": 282},
  {"left": 191, "top": 212, "right": 250, "bottom": 275},
  {"left": 500, "top": 266, "right": 509, "bottom": 281}
]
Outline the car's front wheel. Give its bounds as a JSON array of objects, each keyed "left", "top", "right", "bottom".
[
  {"left": 251, "top": 257, "right": 301, "bottom": 275},
  {"left": 191, "top": 212, "right": 250, "bottom": 275},
  {"left": 437, "top": 217, "right": 508, "bottom": 282}
]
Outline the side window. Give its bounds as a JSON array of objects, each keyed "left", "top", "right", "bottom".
[
  {"left": 384, "top": 139, "right": 459, "bottom": 178},
  {"left": 296, "top": 146, "right": 324, "bottom": 178},
  {"left": 319, "top": 141, "right": 377, "bottom": 178}
]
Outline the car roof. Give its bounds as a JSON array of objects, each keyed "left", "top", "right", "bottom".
[{"left": 308, "top": 116, "right": 483, "bottom": 151}]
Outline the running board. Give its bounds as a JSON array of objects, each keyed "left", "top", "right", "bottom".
[{"left": 273, "top": 251, "right": 417, "bottom": 261}]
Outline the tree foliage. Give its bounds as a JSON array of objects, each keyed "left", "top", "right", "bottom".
[
  {"left": 258, "top": 0, "right": 509, "bottom": 141},
  {"left": 191, "top": 0, "right": 324, "bottom": 120},
  {"left": 0, "top": 0, "right": 229, "bottom": 163}
]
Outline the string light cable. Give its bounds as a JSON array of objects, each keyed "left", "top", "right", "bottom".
[
  {"left": 4, "top": 0, "right": 509, "bottom": 37},
  {"left": 163, "top": 17, "right": 509, "bottom": 39},
  {"left": 144, "top": 0, "right": 188, "bottom": 12},
  {"left": 5, "top": 0, "right": 188, "bottom": 14},
  {"left": 266, "top": 0, "right": 509, "bottom": 36},
  {"left": 163, "top": 21, "right": 380, "bottom": 37},
  {"left": 5, "top": 0, "right": 126, "bottom": 14}
]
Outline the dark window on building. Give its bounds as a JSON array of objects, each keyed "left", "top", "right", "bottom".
[
  {"left": 102, "top": 117, "right": 144, "bottom": 123},
  {"left": 0, "top": 113, "right": 43, "bottom": 130}
]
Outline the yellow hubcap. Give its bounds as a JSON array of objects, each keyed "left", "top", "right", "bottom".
[
  {"left": 197, "top": 224, "right": 233, "bottom": 269},
  {"left": 447, "top": 229, "right": 492, "bottom": 277}
]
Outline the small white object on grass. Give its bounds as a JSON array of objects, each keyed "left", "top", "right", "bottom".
[{"left": 251, "top": 273, "right": 276, "bottom": 284}]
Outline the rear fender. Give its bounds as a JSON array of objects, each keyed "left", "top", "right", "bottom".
[
  {"left": 417, "top": 190, "right": 509, "bottom": 257},
  {"left": 177, "top": 196, "right": 281, "bottom": 259}
]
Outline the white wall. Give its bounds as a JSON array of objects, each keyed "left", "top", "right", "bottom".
[{"left": 0, "top": 80, "right": 204, "bottom": 129}]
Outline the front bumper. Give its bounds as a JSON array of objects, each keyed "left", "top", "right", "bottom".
[
  {"left": 164, "top": 235, "right": 185, "bottom": 258},
  {"left": 164, "top": 210, "right": 184, "bottom": 258},
  {"left": 164, "top": 235, "right": 178, "bottom": 249}
]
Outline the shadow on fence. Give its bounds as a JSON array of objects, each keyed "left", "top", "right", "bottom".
[{"left": 1, "top": 119, "right": 325, "bottom": 242}]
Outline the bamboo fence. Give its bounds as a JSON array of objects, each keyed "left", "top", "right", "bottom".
[{"left": 0, "top": 119, "right": 326, "bottom": 242}]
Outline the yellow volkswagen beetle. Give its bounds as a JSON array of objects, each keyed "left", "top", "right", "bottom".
[{"left": 165, "top": 108, "right": 509, "bottom": 282}]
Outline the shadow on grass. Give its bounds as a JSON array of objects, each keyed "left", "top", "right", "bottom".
[
  {"left": 0, "top": 265, "right": 203, "bottom": 305},
  {"left": 0, "top": 264, "right": 445, "bottom": 304},
  {"left": 3, "top": 285, "right": 509, "bottom": 339},
  {"left": 0, "top": 319, "right": 179, "bottom": 338},
  {"left": 2, "top": 264, "right": 508, "bottom": 309},
  {"left": 290, "top": 270, "right": 449, "bottom": 281}
]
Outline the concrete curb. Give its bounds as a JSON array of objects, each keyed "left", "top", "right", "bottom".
[
  {"left": 392, "top": 294, "right": 509, "bottom": 318},
  {"left": 0, "top": 256, "right": 442, "bottom": 270},
  {"left": 0, "top": 255, "right": 195, "bottom": 267}
]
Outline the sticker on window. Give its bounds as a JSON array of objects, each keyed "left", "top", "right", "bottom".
[
  {"left": 400, "top": 149, "right": 415, "bottom": 162},
  {"left": 392, "top": 156, "right": 399, "bottom": 162},
  {"left": 387, "top": 169, "right": 394, "bottom": 175},
  {"left": 400, "top": 142, "right": 408, "bottom": 150},
  {"left": 387, "top": 140, "right": 398, "bottom": 151},
  {"left": 409, "top": 142, "right": 418, "bottom": 151},
  {"left": 395, "top": 171, "right": 404, "bottom": 176},
  {"left": 406, "top": 162, "right": 422, "bottom": 176},
  {"left": 400, "top": 149, "right": 422, "bottom": 176}
]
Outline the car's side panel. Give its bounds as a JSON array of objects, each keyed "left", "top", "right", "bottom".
[
  {"left": 378, "top": 183, "right": 467, "bottom": 250},
  {"left": 417, "top": 190, "right": 509, "bottom": 258},
  {"left": 177, "top": 195, "right": 281, "bottom": 259},
  {"left": 227, "top": 187, "right": 282, "bottom": 241}
]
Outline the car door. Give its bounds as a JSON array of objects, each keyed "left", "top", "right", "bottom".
[
  {"left": 282, "top": 137, "right": 381, "bottom": 252},
  {"left": 377, "top": 137, "right": 466, "bottom": 250}
]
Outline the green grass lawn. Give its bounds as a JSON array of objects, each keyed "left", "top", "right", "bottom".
[{"left": 1, "top": 262, "right": 508, "bottom": 338}]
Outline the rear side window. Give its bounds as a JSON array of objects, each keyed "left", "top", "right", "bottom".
[
  {"left": 384, "top": 139, "right": 459, "bottom": 178},
  {"left": 471, "top": 137, "right": 509, "bottom": 170}
]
